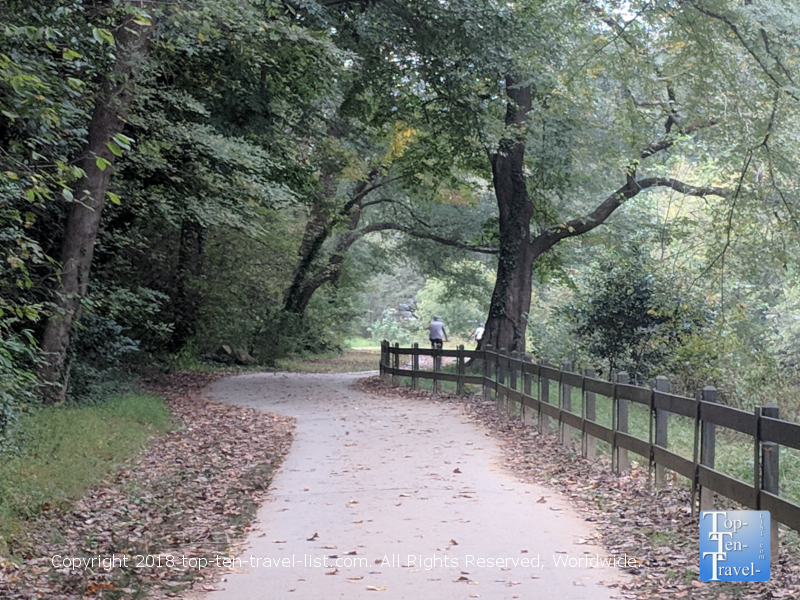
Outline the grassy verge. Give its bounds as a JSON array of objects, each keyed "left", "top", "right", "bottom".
[
  {"left": 276, "top": 349, "right": 379, "bottom": 373},
  {"left": 0, "top": 394, "right": 172, "bottom": 556}
]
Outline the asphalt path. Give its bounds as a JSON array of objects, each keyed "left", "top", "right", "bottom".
[{"left": 202, "top": 371, "right": 626, "bottom": 600}]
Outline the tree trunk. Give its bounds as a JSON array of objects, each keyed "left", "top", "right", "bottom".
[
  {"left": 169, "top": 220, "right": 205, "bottom": 352},
  {"left": 283, "top": 174, "right": 374, "bottom": 315},
  {"left": 283, "top": 200, "right": 333, "bottom": 314},
  {"left": 38, "top": 17, "right": 152, "bottom": 400},
  {"left": 480, "top": 86, "right": 728, "bottom": 356},
  {"left": 482, "top": 77, "right": 534, "bottom": 354},
  {"left": 282, "top": 167, "right": 340, "bottom": 314}
]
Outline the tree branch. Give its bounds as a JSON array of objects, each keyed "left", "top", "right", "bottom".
[
  {"left": 640, "top": 119, "right": 720, "bottom": 158},
  {"left": 534, "top": 177, "right": 728, "bottom": 253},
  {"left": 341, "top": 221, "right": 499, "bottom": 254},
  {"left": 361, "top": 196, "right": 432, "bottom": 228},
  {"left": 334, "top": 172, "right": 403, "bottom": 228},
  {"left": 688, "top": 2, "right": 800, "bottom": 101}
]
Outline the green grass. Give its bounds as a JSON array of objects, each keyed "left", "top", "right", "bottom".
[
  {"left": 344, "top": 337, "right": 382, "bottom": 348},
  {"left": 276, "top": 349, "right": 380, "bottom": 373},
  {"left": 541, "top": 385, "right": 800, "bottom": 506},
  {"left": 0, "top": 394, "right": 172, "bottom": 555}
]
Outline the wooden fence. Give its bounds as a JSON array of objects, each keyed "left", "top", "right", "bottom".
[{"left": 379, "top": 341, "right": 800, "bottom": 550}]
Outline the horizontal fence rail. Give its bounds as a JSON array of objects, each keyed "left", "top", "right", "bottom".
[{"left": 379, "top": 340, "right": 800, "bottom": 545}]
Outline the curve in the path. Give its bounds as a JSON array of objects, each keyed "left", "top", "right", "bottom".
[{"left": 203, "top": 372, "right": 627, "bottom": 600}]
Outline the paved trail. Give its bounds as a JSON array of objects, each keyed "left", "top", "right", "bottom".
[{"left": 203, "top": 372, "right": 626, "bottom": 600}]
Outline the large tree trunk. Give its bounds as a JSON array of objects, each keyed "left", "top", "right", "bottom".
[
  {"left": 38, "top": 16, "right": 152, "bottom": 400},
  {"left": 482, "top": 78, "right": 535, "bottom": 354},
  {"left": 480, "top": 82, "right": 729, "bottom": 356}
]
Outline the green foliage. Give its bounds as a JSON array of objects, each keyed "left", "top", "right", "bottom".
[
  {"left": 0, "top": 2, "right": 98, "bottom": 421},
  {"left": 1, "top": 0, "right": 799, "bottom": 410},
  {"left": 368, "top": 309, "right": 417, "bottom": 346},
  {"left": 0, "top": 333, "right": 38, "bottom": 447},
  {"left": 528, "top": 283, "right": 588, "bottom": 366},
  {"left": 565, "top": 252, "right": 713, "bottom": 382},
  {"left": 66, "top": 314, "right": 140, "bottom": 402},
  {"left": 415, "top": 275, "right": 490, "bottom": 340}
]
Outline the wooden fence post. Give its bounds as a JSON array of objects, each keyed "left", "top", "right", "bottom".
[
  {"left": 762, "top": 402, "right": 780, "bottom": 558},
  {"left": 523, "top": 355, "right": 533, "bottom": 426},
  {"left": 497, "top": 348, "right": 507, "bottom": 412},
  {"left": 583, "top": 367, "right": 596, "bottom": 459},
  {"left": 615, "top": 371, "right": 630, "bottom": 472},
  {"left": 655, "top": 375, "right": 670, "bottom": 488},
  {"left": 482, "top": 345, "right": 493, "bottom": 402},
  {"left": 561, "top": 361, "right": 573, "bottom": 448},
  {"left": 432, "top": 343, "right": 441, "bottom": 394},
  {"left": 392, "top": 342, "right": 400, "bottom": 386},
  {"left": 380, "top": 340, "right": 387, "bottom": 381},
  {"left": 699, "top": 385, "right": 718, "bottom": 512},
  {"left": 457, "top": 345, "right": 465, "bottom": 396},
  {"left": 539, "top": 359, "right": 550, "bottom": 435},
  {"left": 510, "top": 351, "right": 519, "bottom": 416},
  {"left": 412, "top": 343, "right": 419, "bottom": 391}
]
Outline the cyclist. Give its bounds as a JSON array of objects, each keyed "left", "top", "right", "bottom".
[{"left": 429, "top": 316, "right": 448, "bottom": 349}]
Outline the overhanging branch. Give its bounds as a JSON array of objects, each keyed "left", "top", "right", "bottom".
[
  {"left": 640, "top": 120, "right": 720, "bottom": 158},
  {"left": 534, "top": 176, "right": 729, "bottom": 253}
]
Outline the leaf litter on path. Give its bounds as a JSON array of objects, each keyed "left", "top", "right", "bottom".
[{"left": 354, "top": 376, "right": 800, "bottom": 600}]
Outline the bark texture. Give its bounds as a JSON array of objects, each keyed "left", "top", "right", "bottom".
[
  {"left": 483, "top": 77, "right": 535, "bottom": 353},
  {"left": 38, "top": 16, "right": 152, "bottom": 400},
  {"left": 282, "top": 170, "right": 358, "bottom": 315}
]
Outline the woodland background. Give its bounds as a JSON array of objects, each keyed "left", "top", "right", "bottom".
[{"left": 3, "top": 0, "right": 800, "bottom": 435}]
